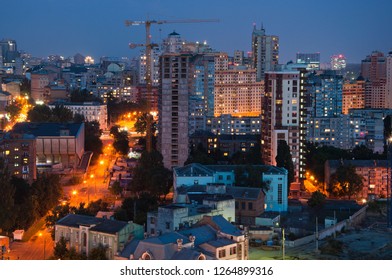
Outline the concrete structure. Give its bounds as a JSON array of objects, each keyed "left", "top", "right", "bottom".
[
  {"left": 49, "top": 101, "right": 108, "bottom": 129},
  {"left": 11, "top": 122, "right": 85, "bottom": 171},
  {"left": 387, "top": 51, "right": 392, "bottom": 108},
  {"left": 173, "top": 163, "right": 288, "bottom": 212},
  {"left": 325, "top": 160, "right": 389, "bottom": 200},
  {"left": 158, "top": 53, "right": 192, "bottom": 169},
  {"left": 251, "top": 25, "right": 279, "bottom": 81},
  {"left": 119, "top": 215, "right": 248, "bottom": 260},
  {"left": 214, "top": 54, "right": 264, "bottom": 117},
  {"left": 55, "top": 214, "right": 143, "bottom": 259},
  {"left": 342, "top": 76, "right": 365, "bottom": 114},
  {"left": 262, "top": 68, "right": 307, "bottom": 185},
  {"left": 0, "top": 131, "right": 36, "bottom": 184}
]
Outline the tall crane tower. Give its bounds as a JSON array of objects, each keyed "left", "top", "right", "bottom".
[{"left": 125, "top": 18, "right": 219, "bottom": 152}]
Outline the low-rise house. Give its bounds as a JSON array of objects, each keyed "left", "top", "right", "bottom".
[
  {"left": 55, "top": 214, "right": 143, "bottom": 259},
  {"left": 174, "top": 163, "right": 288, "bottom": 212},
  {"left": 147, "top": 192, "right": 235, "bottom": 236},
  {"left": 226, "top": 186, "right": 265, "bottom": 225},
  {"left": 118, "top": 215, "right": 248, "bottom": 260}
]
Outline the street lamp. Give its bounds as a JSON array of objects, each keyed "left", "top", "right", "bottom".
[{"left": 39, "top": 232, "right": 46, "bottom": 260}]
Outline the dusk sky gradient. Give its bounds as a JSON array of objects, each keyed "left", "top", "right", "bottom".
[{"left": 2, "top": 0, "right": 392, "bottom": 64}]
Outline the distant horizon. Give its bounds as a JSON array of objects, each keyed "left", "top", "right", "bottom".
[{"left": 2, "top": 0, "right": 392, "bottom": 65}]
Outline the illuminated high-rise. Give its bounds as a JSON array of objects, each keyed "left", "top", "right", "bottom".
[
  {"left": 251, "top": 25, "right": 279, "bottom": 81},
  {"left": 331, "top": 54, "right": 346, "bottom": 70}
]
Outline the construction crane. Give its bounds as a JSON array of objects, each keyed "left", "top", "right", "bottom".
[{"left": 125, "top": 18, "right": 219, "bottom": 152}]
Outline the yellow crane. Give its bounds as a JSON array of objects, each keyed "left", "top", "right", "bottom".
[{"left": 125, "top": 18, "right": 219, "bottom": 152}]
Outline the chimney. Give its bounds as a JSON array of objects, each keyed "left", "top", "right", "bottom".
[{"left": 177, "top": 239, "right": 183, "bottom": 251}]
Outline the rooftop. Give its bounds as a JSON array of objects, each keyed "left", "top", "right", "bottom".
[
  {"left": 226, "top": 186, "right": 264, "bottom": 200},
  {"left": 12, "top": 122, "right": 84, "bottom": 137},
  {"left": 56, "top": 214, "right": 129, "bottom": 234}
]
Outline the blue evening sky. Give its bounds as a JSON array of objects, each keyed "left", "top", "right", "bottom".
[{"left": 1, "top": 0, "right": 392, "bottom": 63}]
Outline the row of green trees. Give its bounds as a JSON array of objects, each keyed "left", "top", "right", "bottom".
[{"left": 0, "top": 161, "right": 62, "bottom": 234}]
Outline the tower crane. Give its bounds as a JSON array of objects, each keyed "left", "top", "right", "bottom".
[{"left": 125, "top": 18, "right": 219, "bottom": 152}]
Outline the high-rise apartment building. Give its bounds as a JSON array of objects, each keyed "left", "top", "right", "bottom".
[
  {"left": 214, "top": 53, "right": 263, "bottom": 117},
  {"left": 158, "top": 53, "right": 193, "bottom": 169},
  {"left": 138, "top": 46, "right": 161, "bottom": 86},
  {"left": 361, "top": 51, "right": 389, "bottom": 108},
  {"left": 342, "top": 76, "right": 365, "bottom": 114},
  {"left": 262, "top": 68, "right": 307, "bottom": 185},
  {"left": 330, "top": 54, "right": 347, "bottom": 70},
  {"left": 296, "top": 53, "right": 320, "bottom": 70},
  {"left": 307, "top": 70, "right": 343, "bottom": 117},
  {"left": 386, "top": 51, "right": 392, "bottom": 108},
  {"left": 251, "top": 25, "right": 279, "bottom": 81}
]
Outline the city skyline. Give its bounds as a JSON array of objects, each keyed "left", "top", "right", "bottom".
[{"left": 2, "top": 0, "right": 392, "bottom": 63}]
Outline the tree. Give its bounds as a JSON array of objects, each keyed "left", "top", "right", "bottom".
[
  {"left": 185, "top": 143, "right": 216, "bottom": 165},
  {"left": 53, "top": 237, "right": 69, "bottom": 259},
  {"left": 5, "top": 102, "right": 22, "bottom": 122},
  {"left": 113, "top": 131, "right": 129, "bottom": 156},
  {"left": 0, "top": 165, "right": 16, "bottom": 233},
  {"left": 114, "top": 193, "right": 159, "bottom": 225},
  {"left": 307, "top": 190, "right": 326, "bottom": 216},
  {"left": 109, "top": 181, "right": 122, "bottom": 196},
  {"left": 27, "top": 105, "right": 53, "bottom": 122},
  {"left": 32, "top": 173, "right": 62, "bottom": 216},
  {"left": 50, "top": 104, "right": 74, "bottom": 122},
  {"left": 129, "top": 150, "right": 172, "bottom": 200},
  {"left": 88, "top": 244, "right": 108, "bottom": 260},
  {"left": 84, "top": 121, "right": 103, "bottom": 163},
  {"left": 276, "top": 140, "right": 295, "bottom": 186},
  {"left": 134, "top": 113, "right": 156, "bottom": 135},
  {"left": 328, "top": 165, "right": 364, "bottom": 199}
]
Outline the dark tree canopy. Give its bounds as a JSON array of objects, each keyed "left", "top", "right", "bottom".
[
  {"left": 276, "top": 140, "right": 295, "bottom": 185},
  {"left": 328, "top": 165, "right": 364, "bottom": 199}
]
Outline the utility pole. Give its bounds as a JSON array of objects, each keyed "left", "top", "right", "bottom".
[
  {"left": 282, "top": 228, "right": 285, "bottom": 260},
  {"left": 315, "top": 216, "right": 319, "bottom": 252}
]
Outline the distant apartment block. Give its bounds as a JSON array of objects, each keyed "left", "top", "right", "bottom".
[
  {"left": 325, "top": 160, "right": 389, "bottom": 200},
  {"left": 206, "top": 114, "right": 261, "bottom": 135},
  {"left": 251, "top": 25, "right": 279, "bottom": 81},
  {"left": 49, "top": 101, "right": 108, "bottom": 130},
  {"left": 342, "top": 76, "right": 365, "bottom": 114},
  {"left": 0, "top": 131, "right": 36, "bottom": 184},
  {"left": 296, "top": 52, "right": 321, "bottom": 70},
  {"left": 214, "top": 53, "right": 263, "bottom": 117}
]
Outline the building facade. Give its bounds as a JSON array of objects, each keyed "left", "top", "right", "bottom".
[
  {"left": 342, "top": 77, "right": 365, "bottom": 114},
  {"left": 48, "top": 101, "right": 108, "bottom": 130},
  {"left": 158, "top": 53, "right": 193, "bottom": 169},
  {"left": 262, "top": 68, "right": 307, "bottom": 185},
  {"left": 55, "top": 214, "right": 143, "bottom": 260}
]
